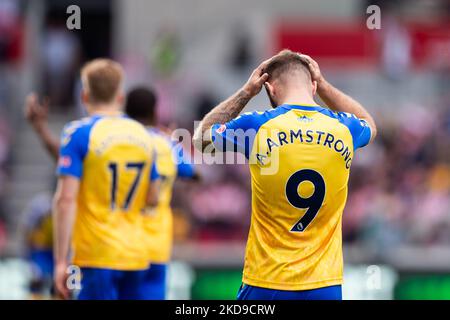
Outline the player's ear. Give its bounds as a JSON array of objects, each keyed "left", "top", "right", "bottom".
[
  {"left": 81, "top": 89, "right": 89, "bottom": 105},
  {"left": 117, "top": 90, "right": 125, "bottom": 105},
  {"left": 265, "top": 81, "right": 275, "bottom": 96},
  {"left": 312, "top": 80, "right": 317, "bottom": 96},
  {"left": 264, "top": 81, "right": 278, "bottom": 108}
]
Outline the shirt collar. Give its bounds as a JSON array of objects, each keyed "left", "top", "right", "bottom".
[{"left": 280, "top": 104, "right": 323, "bottom": 111}]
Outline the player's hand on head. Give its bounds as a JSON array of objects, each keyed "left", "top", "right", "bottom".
[
  {"left": 298, "top": 54, "right": 323, "bottom": 84},
  {"left": 54, "top": 262, "right": 70, "bottom": 300},
  {"left": 242, "top": 59, "right": 271, "bottom": 98}
]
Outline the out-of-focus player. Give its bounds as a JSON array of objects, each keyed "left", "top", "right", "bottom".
[
  {"left": 25, "top": 86, "right": 198, "bottom": 300},
  {"left": 125, "top": 87, "right": 198, "bottom": 299},
  {"left": 51, "top": 59, "right": 159, "bottom": 299},
  {"left": 193, "top": 50, "right": 377, "bottom": 300},
  {"left": 22, "top": 193, "right": 54, "bottom": 298}
]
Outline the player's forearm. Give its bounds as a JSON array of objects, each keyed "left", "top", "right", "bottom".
[
  {"left": 193, "top": 89, "right": 251, "bottom": 152},
  {"left": 52, "top": 195, "right": 77, "bottom": 265},
  {"left": 34, "top": 124, "right": 60, "bottom": 161},
  {"left": 317, "top": 78, "right": 377, "bottom": 140},
  {"left": 146, "top": 181, "right": 160, "bottom": 208}
]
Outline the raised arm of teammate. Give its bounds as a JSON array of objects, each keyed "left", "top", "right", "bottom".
[
  {"left": 25, "top": 95, "right": 87, "bottom": 295},
  {"left": 193, "top": 59, "right": 270, "bottom": 152},
  {"left": 24, "top": 93, "right": 60, "bottom": 161},
  {"left": 298, "top": 54, "right": 377, "bottom": 142}
]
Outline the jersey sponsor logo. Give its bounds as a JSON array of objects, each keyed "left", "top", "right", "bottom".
[
  {"left": 216, "top": 124, "right": 227, "bottom": 134},
  {"left": 298, "top": 115, "right": 313, "bottom": 123},
  {"left": 58, "top": 155, "right": 72, "bottom": 168}
]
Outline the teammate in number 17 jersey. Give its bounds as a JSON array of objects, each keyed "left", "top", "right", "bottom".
[
  {"left": 25, "top": 86, "right": 197, "bottom": 300},
  {"left": 193, "top": 50, "right": 377, "bottom": 300},
  {"left": 52, "top": 59, "right": 159, "bottom": 300}
]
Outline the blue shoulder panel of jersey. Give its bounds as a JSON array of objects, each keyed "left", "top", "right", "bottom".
[
  {"left": 171, "top": 141, "right": 195, "bottom": 178},
  {"left": 147, "top": 127, "right": 194, "bottom": 179},
  {"left": 150, "top": 160, "right": 160, "bottom": 181},
  {"left": 211, "top": 107, "right": 292, "bottom": 158},
  {"left": 316, "top": 108, "right": 372, "bottom": 150},
  {"left": 56, "top": 116, "right": 101, "bottom": 178},
  {"left": 145, "top": 127, "right": 162, "bottom": 182}
]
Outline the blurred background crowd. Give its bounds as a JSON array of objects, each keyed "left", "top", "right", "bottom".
[{"left": 0, "top": 0, "right": 449, "bottom": 299}]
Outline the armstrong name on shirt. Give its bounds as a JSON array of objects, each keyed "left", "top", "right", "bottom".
[{"left": 263, "top": 128, "right": 353, "bottom": 169}]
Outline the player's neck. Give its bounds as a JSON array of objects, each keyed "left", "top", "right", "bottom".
[
  {"left": 87, "top": 104, "right": 122, "bottom": 116},
  {"left": 279, "top": 92, "right": 318, "bottom": 107}
]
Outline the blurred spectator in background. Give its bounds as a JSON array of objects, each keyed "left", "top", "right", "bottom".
[
  {"left": 193, "top": 90, "right": 219, "bottom": 120},
  {"left": 0, "top": 112, "right": 10, "bottom": 165},
  {"left": 228, "top": 25, "right": 253, "bottom": 72},
  {"left": 0, "top": 0, "right": 22, "bottom": 64},
  {"left": 150, "top": 26, "right": 182, "bottom": 79},
  {"left": 42, "top": 20, "right": 81, "bottom": 108},
  {"left": 0, "top": 0, "right": 15, "bottom": 60},
  {"left": 174, "top": 162, "right": 250, "bottom": 241},
  {"left": 0, "top": 110, "right": 10, "bottom": 252},
  {"left": 380, "top": 13, "right": 412, "bottom": 80},
  {"left": 343, "top": 98, "right": 450, "bottom": 250},
  {"left": 148, "top": 26, "right": 184, "bottom": 125},
  {"left": 0, "top": 0, "right": 23, "bottom": 116}
]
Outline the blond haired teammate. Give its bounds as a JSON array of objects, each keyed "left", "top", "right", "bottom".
[
  {"left": 25, "top": 85, "right": 197, "bottom": 300},
  {"left": 52, "top": 59, "right": 159, "bottom": 299},
  {"left": 194, "top": 50, "right": 376, "bottom": 300}
]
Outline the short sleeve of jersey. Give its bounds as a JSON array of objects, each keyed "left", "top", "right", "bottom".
[
  {"left": 56, "top": 122, "right": 89, "bottom": 179},
  {"left": 337, "top": 112, "right": 372, "bottom": 150},
  {"left": 210, "top": 112, "right": 260, "bottom": 158},
  {"left": 172, "top": 143, "right": 195, "bottom": 178},
  {"left": 150, "top": 156, "right": 160, "bottom": 181}
]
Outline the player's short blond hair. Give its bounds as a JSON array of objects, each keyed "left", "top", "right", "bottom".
[
  {"left": 264, "top": 49, "right": 311, "bottom": 83},
  {"left": 81, "top": 58, "right": 124, "bottom": 104}
]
